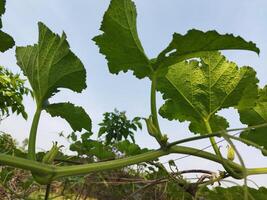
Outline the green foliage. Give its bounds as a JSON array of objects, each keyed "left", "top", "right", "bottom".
[
  {"left": 155, "top": 29, "right": 259, "bottom": 71},
  {"left": 69, "top": 132, "right": 115, "bottom": 160},
  {"left": 16, "top": 22, "right": 86, "bottom": 106},
  {"left": 0, "top": 0, "right": 15, "bottom": 52},
  {"left": 115, "top": 140, "right": 148, "bottom": 156},
  {"left": 239, "top": 86, "right": 267, "bottom": 152},
  {"left": 199, "top": 186, "right": 267, "bottom": 200},
  {"left": 158, "top": 52, "right": 258, "bottom": 134},
  {"left": 98, "top": 109, "right": 142, "bottom": 144},
  {"left": 0, "top": 132, "right": 16, "bottom": 154},
  {"left": 0, "top": 66, "right": 30, "bottom": 120},
  {"left": 69, "top": 109, "right": 145, "bottom": 160},
  {"left": 45, "top": 103, "right": 92, "bottom": 132},
  {"left": 94, "top": 0, "right": 259, "bottom": 81},
  {"left": 93, "top": 0, "right": 151, "bottom": 79},
  {"left": 15, "top": 22, "right": 91, "bottom": 161},
  {"left": 1, "top": 0, "right": 267, "bottom": 199}
]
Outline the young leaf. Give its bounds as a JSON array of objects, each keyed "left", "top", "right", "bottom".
[
  {"left": 45, "top": 102, "right": 91, "bottom": 132},
  {"left": 93, "top": 0, "right": 151, "bottom": 79},
  {"left": 155, "top": 29, "right": 259, "bottom": 71},
  {"left": 0, "top": 0, "right": 15, "bottom": 52},
  {"left": 239, "top": 86, "right": 267, "bottom": 152},
  {"left": 16, "top": 22, "right": 86, "bottom": 106},
  {"left": 158, "top": 52, "right": 258, "bottom": 134}
]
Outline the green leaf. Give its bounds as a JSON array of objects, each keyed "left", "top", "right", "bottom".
[
  {"left": 155, "top": 29, "right": 259, "bottom": 71},
  {"left": 16, "top": 22, "right": 86, "bottom": 106},
  {"left": 93, "top": 0, "right": 151, "bottom": 79},
  {"left": 0, "top": 0, "right": 15, "bottom": 52},
  {"left": 115, "top": 140, "right": 148, "bottom": 156},
  {"left": 45, "top": 102, "right": 91, "bottom": 132},
  {"left": 158, "top": 52, "right": 258, "bottom": 134},
  {"left": 88, "top": 141, "right": 115, "bottom": 160},
  {"left": 239, "top": 86, "right": 267, "bottom": 152},
  {"left": 0, "top": 66, "right": 30, "bottom": 120},
  {"left": 199, "top": 186, "right": 267, "bottom": 200}
]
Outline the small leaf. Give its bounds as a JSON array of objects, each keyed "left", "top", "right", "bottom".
[
  {"left": 155, "top": 29, "right": 259, "bottom": 71},
  {"left": 16, "top": 22, "right": 86, "bottom": 106},
  {"left": 45, "top": 102, "right": 91, "bottom": 132},
  {"left": 93, "top": 0, "right": 151, "bottom": 79},
  {"left": 158, "top": 52, "right": 258, "bottom": 134}
]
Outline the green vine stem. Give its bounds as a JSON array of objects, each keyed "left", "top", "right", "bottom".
[
  {"left": 28, "top": 107, "right": 42, "bottom": 160},
  {"left": 221, "top": 132, "right": 249, "bottom": 200},
  {"left": 167, "top": 125, "right": 267, "bottom": 155},
  {"left": 204, "top": 119, "right": 242, "bottom": 179},
  {"left": 1, "top": 145, "right": 267, "bottom": 181},
  {"left": 150, "top": 73, "right": 161, "bottom": 133},
  {"left": 149, "top": 73, "right": 168, "bottom": 147}
]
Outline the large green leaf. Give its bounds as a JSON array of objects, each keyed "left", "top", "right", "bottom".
[
  {"left": 45, "top": 102, "right": 91, "bottom": 132},
  {"left": 16, "top": 22, "right": 86, "bottom": 106},
  {"left": 199, "top": 186, "right": 267, "bottom": 200},
  {"left": 93, "top": 0, "right": 151, "bottom": 79},
  {"left": 158, "top": 52, "right": 258, "bottom": 134},
  {"left": 239, "top": 86, "right": 267, "bottom": 151},
  {"left": 155, "top": 29, "right": 259, "bottom": 71},
  {"left": 0, "top": 0, "right": 15, "bottom": 52}
]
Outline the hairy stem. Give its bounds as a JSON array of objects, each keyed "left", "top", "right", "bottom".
[
  {"left": 222, "top": 132, "right": 248, "bottom": 200},
  {"left": 150, "top": 73, "right": 161, "bottom": 134},
  {"left": 54, "top": 145, "right": 242, "bottom": 179},
  {"left": 204, "top": 119, "right": 242, "bottom": 179},
  {"left": 2, "top": 146, "right": 267, "bottom": 181},
  {"left": 167, "top": 126, "right": 267, "bottom": 155},
  {"left": 28, "top": 107, "right": 42, "bottom": 160}
]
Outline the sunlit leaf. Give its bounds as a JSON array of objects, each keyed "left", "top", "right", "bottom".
[{"left": 158, "top": 52, "right": 258, "bottom": 134}]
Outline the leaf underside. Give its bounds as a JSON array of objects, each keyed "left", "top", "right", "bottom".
[
  {"left": 158, "top": 52, "right": 258, "bottom": 134},
  {"left": 94, "top": 0, "right": 260, "bottom": 82},
  {"left": 93, "top": 0, "right": 151, "bottom": 79},
  {"left": 16, "top": 22, "right": 86, "bottom": 105},
  {"left": 155, "top": 29, "right": 260, "bottom": 71},
  {"left": 45, "top": 102, "right": 92, "bottom": 132}
]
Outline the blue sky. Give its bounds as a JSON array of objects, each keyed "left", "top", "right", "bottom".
[{"left": 1, "top": 0, "right": 267, "bottom": 186}]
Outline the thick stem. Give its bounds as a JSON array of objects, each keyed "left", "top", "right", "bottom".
[
  {"left": 53, "top": 145, "right": 242, "bottom": 179},
  {"left": 1, "top": 146, "right": 267, "bottom": 180},
  {"left": 28, "top": 107, "right": 42, "bottom": 160},
  {"left": 0, "top": 153, "right": 55, "bottom": 174}
]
